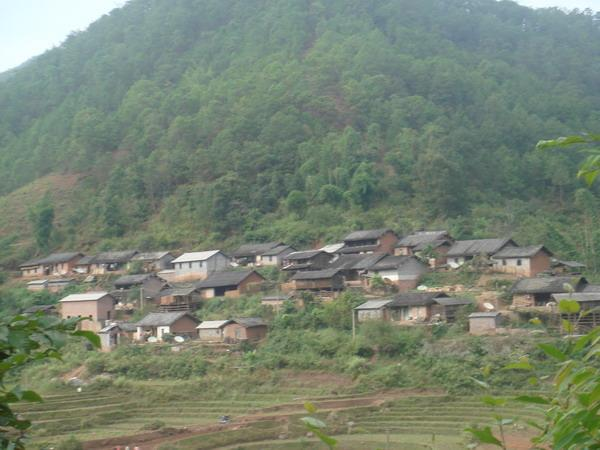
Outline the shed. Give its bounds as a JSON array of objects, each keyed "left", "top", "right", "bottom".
[
  {"left": 23, "top": 304, "right": 58, "bottom": 316},
  {"left": 196, "top": 320, "right": 232, "bottom": 341},
  {"left": 469, "top": 312, "right": 502, "bottom": 335},
  {"left": 98, "top": 322, "right": 136, "bottom": 351},
  {"left": 354, "top": 299, "right": 395, "bottom": 321},
  {"left": 27, "top": 279, "right": 48, "bottom": 291},
  {"left": 223, "top": 318, "right": 267, "bottom": 343}
]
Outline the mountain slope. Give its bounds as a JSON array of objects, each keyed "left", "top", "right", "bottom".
[{"left": 0, "top": 0, "right": 599, "bottom": 268}]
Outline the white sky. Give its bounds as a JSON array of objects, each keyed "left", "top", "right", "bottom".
[{"left": 0, "top": 0, "right": 598, "bottom": 73}]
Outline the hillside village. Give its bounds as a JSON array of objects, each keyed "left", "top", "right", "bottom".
[{"left": 14, "top": 228, "right": 600, "bottom": 352}]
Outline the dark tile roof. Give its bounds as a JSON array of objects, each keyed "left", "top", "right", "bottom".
[
  {"left": 447, "top": 238, "right": 515, "bottom": 257},
  {"left": 76, "top": 255, "right": 95, "bottom": 265},
  {"left": 292, "top": 268, "right": 342, "bottom": 280},
  {"left": 397, "top": 231, "right": 450, "bottom": 248},
  {"left": 196, "top": 270, "right": 263, "bottom": 289},
  {"left": 389, "top": 292, "right": 450, "bottom": 307},
  {"left": 344, "top": 229, "right": 395, "bottom": 242},
  {"left": 114, "top": 273, "right": 157, "bottom": 288},
  {"left": 493, "top": 245, "right": 552, "bottom": 259},
  {"left": 136, "top": 311, "right": 198, "bottom": 327},
  {"left": 285, "top": 250, "right": 325, "bottom": 260},
  {"left": 413, "top": 239, "right": 452, "bottom": 252},
  {"left": 20, "top": 252, "right": 83, "bottom": 268},
  {"left": 91, "top": 250, "right": 138, "bottom": 264},
  {"left": 512, "top": 276, "right": 587, "bottom": 294},
  {"left": 232, "top": 242, "right": 282, "bottom": 258},
  {"left": 553, "top": 260, "right": 587, "bottom": 268},
  {"left": 23, "top": 304, "right": 57, "bottom": 314},
  {"left": 338, "top": 244, "right": 380, "bottom": 254},
  {"left": 132, "top": 252, "right": 172, "bottom": 261},
  {"left": 281, "top": 262, "right": 314, "bottom": 271},
  {"left": 433, "top": 297, "right": 473, "bottom": 307},
  {"left": 552, "top": 293, "right": 600, "bottom": 303},
  {"left": 159, "top": 283, "right": 198, "bottom": 297},
  {"left": 231, "top": 317, "right": 267, "bottom": 328},
  {"left": 368, "top": 255, "right": 421, "bottom": 271},
  {"left": 261, "top": 245, "right": 295, "bottom": 257}
]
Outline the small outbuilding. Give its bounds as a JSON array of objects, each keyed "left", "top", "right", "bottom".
[
  {"left": 469, "top": 312, "right": 502, "bottom": 335},
  {"left": 223, "top": 318, "right": 267, "bottom": 343},
  {"left": 196, "top": 320, "right": 232, "bottom": 342}
]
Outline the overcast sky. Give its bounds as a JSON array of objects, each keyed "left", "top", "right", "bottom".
[{"left": 0, "top": 0, "right": 599, "bottom": 73}]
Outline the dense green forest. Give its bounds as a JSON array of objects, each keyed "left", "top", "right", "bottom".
[{"left": 1, "top": 0, "right": 600, "bottom": 270}]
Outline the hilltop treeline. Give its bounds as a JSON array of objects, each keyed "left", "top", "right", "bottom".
[{"left": 0, "top": 0, "right": 599, "bottom": 269}]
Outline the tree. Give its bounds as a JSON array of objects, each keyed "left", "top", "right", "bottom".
[
  {"left": 286, "top": 190, "right": 307, "bottom": 216},
  {"left": 28, "top": 195, "right": 54, "bottom": 252},
  {"left": 348, "top": 163, "right": 379, "bottom": 210},
  {"left": 0, "top": 313, "right": 99, "bottom": 448}
]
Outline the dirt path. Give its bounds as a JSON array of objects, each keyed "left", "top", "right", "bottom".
[{"left": 83, "top": 389, "right": 437, "bottom": 450}]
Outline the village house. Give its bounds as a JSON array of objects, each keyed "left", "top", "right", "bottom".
[
  {"left": 363, "top": 255, "right": 429, "bottom": 291},
  {"left": 197, "top": 320, "right": 231, "bottom": 342},
  {"left": 394, "top": 231, "right": 453, "bottom": 265},
  {"left": 552, "top": 293, "right": 600, "bottom": 329},
  {"left": 223, "top": 318, "right": 268, "bottom": 343},
  {"left": 88, "top": 250, "right": 139, "bottom": 275},
  {"left": 98, "top": 322, "right": 137, "bottom": 351},
  {"left": 339, "top": 229, "right": 399, "bottom": 255},
  {"left": 258, "top": 244, "right": 296, "bottom": 267},
  {"left": 113, "top": 273, "right": 167, "bottom": 299},
  {"left": 73, "top": 255, "right": 95, "bottom": 274},
  {"left": 19, "top": 252, "right": 84, "bottom": 278},
  {"left": 58, "top": 291, "right": 116, "bottom": 332},
  {"left": 319, "top": 243, "right": 346, "bottom": 254},
  {"left": 552, "top": 259, "right": 587, "bottom": 275},
  {"left": 511, "top": 276, "right": 588, "bottom": 308},
  {"left": 491, "top": 245, "right": 553, "bottom": 277},
  {"left": 231, "top": 242, "right": 284, "bottom": 266},
  {"left": 157, "top": 284, "right": 202, "bottom": 311},
  {"left": 469, "top": 312, "right": 502, "bottom": 335},
  {"left": 281, "top": 250, "right": 333, "bottom": 272},
  {"left": 446, "top": 238, "right": 517, "bottom": 267},
  {"left": 195, "top": 270, "right": 265, "bottom": 298},
  {"left": 328, "top": 253, "right": 387, "bottom": 285},
  {"left": 136, "top": 311, "right": 200, "bottom": 342},
  {"left": 354, "top": 293, "right": 472, "bottom": 325},
  {"left": 23, "top": 304, "right": 58, "bottom": 316},
  {"left": 290, "top": 268, "right": 345, "bottom": 292},
  {"left": 170, "top": 250, "right": 231, "bottom": 281},
  {"left": 130, "top": 251, "right": 175, "bottom": 272}
]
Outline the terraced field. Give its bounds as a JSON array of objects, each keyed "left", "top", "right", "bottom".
[
  {"left": 167, "top": 394, "right": 544, "bottom": 449},
  {"left": 19, "top": 380, "right": 545, "bottom": 449}
]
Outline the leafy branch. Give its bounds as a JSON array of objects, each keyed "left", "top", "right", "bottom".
[{"left": 537, "top": 134, "right": 600, "bottom": 186}]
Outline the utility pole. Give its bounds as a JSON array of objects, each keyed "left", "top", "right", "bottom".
[{"left": 352, "top": 308, "right": 356, "bottom": 340}]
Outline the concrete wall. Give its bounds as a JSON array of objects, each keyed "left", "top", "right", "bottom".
[
  {"left": 198, "top": 328, "right": 225, "bottom": 341},
  {"left": 469, "top": 317, "right": 499, "bottom": 335}
]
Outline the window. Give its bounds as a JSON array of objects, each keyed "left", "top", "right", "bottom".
[
  {"left": 502, "top": 259, "right": 506, "bottom": 266},
  {"left": 189, "top": 262, "right": 193, "bottom": 269},
  {"left": 517, "top": 259, "right": 522, "bottom": 266},
  {"left": 199, "top": 261, "right": 204, "bottom": 267}
]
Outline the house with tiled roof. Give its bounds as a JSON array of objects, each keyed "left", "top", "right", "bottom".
[
  {"left": 491, "top": 245, "right": 553, "bottom": 277},
  {"left": 340, "top": 229, "right": 399, "bottom": 255}
]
